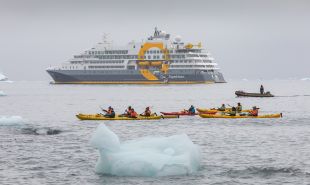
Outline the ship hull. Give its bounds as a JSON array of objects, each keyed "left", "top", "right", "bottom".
[{"left": 47, "top": 69, "right": 226, "bottom": 84}]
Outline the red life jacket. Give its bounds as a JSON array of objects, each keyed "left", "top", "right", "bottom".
[
  {"left": 131, "top": 111, "right": 138, "bottom": 118},
  {"left": 250, "top": 109, "right": 258, "bottom": 116}
]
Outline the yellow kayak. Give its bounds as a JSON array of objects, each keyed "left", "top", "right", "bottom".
[
  {"left": 76, "top": 114, "right": 179, "bottom": 120},
  {"left": 199, "top": 113, "right": 282, "bottom": 119},
  {"left": 197, "top": 108, "right": 251, "bottom": 113}
]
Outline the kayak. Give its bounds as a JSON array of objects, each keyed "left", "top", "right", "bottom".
[
  {"left": 235, "top": 91, "right": 274, "bottom": 97},
  {"left": 160, "top": 112, "right": 197, "bottom": 116},
  {"left": 199, "top": 113, "right": 282, "bottom": 119},
  {"left": 76, "top": 114, "right": 179, "bottom": 120},
  {"left": 160, "top": 109, "right": 217, "bottom": 116},
  {"left": 197, "top": 108, "right": 251, "bottom": 113}
]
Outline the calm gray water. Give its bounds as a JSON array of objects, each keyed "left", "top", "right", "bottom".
[{"left": 1, "top": 80, "right": 310, "bottom": 185}]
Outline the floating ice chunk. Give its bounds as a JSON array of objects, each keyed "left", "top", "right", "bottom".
[
  {"left": 0, "top": 91, "right": 6, "bottom": 96},
  {"left": 90, "top": 124, "right": 120, "bottom": 152},
  {"left": 0, "top": 73, "right": 8, "bottom": 81},
  {"left": 90, "top": 124, "right": 201, "bottom": 177},
  {"left": 301, "top": 78, "right": 310, "bottom": 81},
  {"left": 0, "top": 116, "right": 24, "bottom": 126}
]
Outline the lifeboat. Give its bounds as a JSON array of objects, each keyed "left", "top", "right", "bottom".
[
  {"left": 138, "top": 62, "right": 150, "bottom": 66},
  {"left": 150, "top": 61, "right": 162, "bottom": 66}
]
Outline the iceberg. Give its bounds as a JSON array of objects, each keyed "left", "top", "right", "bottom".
[
  {"left": 90, "top": 124, "right": 201, "bottom": 177},
  {"left": 0, "top": 91, "right": 6, "bottom": 96},
  {"left": 0, "top": 116, "right": 24, "bottom": 126},
  {"left": 0, "top": 73, "right": 8, "bottom": 81},
  {"left": 301, "top": 78, "right": 310, "bottom": 81}
]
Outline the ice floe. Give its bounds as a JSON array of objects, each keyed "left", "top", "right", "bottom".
[
  {"left": 0, "top": 91, "right": 6, "bottom": 96},
  {"left": 300, "top": 78, "right": 310, "bottom": 81},
  {"left": 90, "top": 124, "right": 201, "bottom": 177},
  {"left": 0, "top": 73, "right": 8, "bottom": 81},
  {"left": 0, "top": 116, "right": 24, "bottom": 126}
]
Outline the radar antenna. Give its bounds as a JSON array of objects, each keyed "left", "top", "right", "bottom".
[
  {"left": 102, "top": 33, "right": 111, "bottom": 44},
  {"left": 154, "top": 27, "right": 160, "bottom": 37}
]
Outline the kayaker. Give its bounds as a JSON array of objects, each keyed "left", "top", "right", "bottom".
[
  {"left": 140, "top": 107, "right": 152, "bottom": 117},
  {"left": 120, "top": 106, "right": 132, "bottom": 117},
  {"left": 188, "top": 105, "right": 195, "bottom": 115},
  {"left": 248, "top": 106, "right": 259, "bottom": 116},
  {"left": 104, "top": 107, "right": 115, "bottom": 118},
  {"left": 227, "top": 107, "right": 236, "bottom": 116},
  {"left": 126, "top": 106, "right": 133, "bottom": 115},
  {"left": 129, "top": 109, "right": 138, "bottom": 118},
  {"left": 102, "top": 106, "right": 112, "bottom": 114},
  {"left": 218, "top": 104, "right": 226, "bottom": 111},
  {"left": 260, "top": 85, "right": 264, "bottom": 94},
  {"left": 236, "top": 102, "right": 242, "bottom": 113}
]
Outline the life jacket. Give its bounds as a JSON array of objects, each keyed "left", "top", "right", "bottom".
[
  {"left": 236, "top": 105, "right": 242, "bottom": 112},
  {"left": 229, "top": 107, "right": 237, "bottom": 116},
  {"left": 189, "top": 107, "right": 195, "bottom": 114},
  {"left": 131, "top": 111, "right": 138, "bottom": 118},
  {"left": 249, "top": 109, "right": 258, "bottom": 116}
]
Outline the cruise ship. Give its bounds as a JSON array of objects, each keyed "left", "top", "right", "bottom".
[{"left": 47, "top": 28, "right": 225, "bottom": 84}]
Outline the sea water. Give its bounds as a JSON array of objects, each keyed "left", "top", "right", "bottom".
[{"left": 0, "top": 80, "right": 310, "bottom": 184}]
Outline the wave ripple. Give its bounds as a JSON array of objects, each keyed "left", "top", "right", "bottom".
[{"left": 224, "top": 166, "right": 306, "bottom": 178}]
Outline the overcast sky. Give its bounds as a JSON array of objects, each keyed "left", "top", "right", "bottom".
[{"left": 0, "top": 0, "right": 309, "bottom": 80}]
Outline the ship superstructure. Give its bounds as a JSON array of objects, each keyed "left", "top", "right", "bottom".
[{"left": 47, "top": 28, "right": 225, "bottom": 84}]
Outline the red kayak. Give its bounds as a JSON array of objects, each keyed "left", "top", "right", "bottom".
[
  {"left": 161, "top": 109, "right": 217, "bottom": 116},
  {"left": 160, "top": 111, "right": 197, "bottom": 116}
]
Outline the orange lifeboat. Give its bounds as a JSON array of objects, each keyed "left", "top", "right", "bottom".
[
  {"left": 150, "top": 61, "right": 162, "bottom": 66},
  {"left": 138, "top": 61, "right": 150, "bottom": 66}
]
